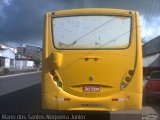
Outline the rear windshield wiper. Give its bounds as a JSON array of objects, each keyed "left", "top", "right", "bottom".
[{"left": 59, "top": 40, "right": 77, "bottom": 47}]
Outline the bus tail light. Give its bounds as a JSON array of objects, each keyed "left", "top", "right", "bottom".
[
  {"left": 121, "top": 69, "right": 134, "bottom": 90},
  {"left": 53, "top": 75, "right": 62, "bottom": 87},
  {"left": 53, "top": 75, "right": 59, "bottom": 81},
  {"left": 121, "top": 82, "right": 127, "bottom": 88},
  {"left": 57, "top": 81, "right": 62, "bottom": 87},
  {"left": 125, "top": 76, "right": 131, "bottom": 82},
  {"left": 128, "top": 70, "right": 134, "bottom": 76},
  {"left": 50, "top": 70, "right": 63, "bottom": 88},
  {"left": 50, "top": 70, "right": 55, "bottom": 76}
]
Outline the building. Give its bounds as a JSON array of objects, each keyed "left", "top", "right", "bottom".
[
  {"left": 0, "top": 48, "right": 15, "bottom": 68},
  {"left": 15, "top": 54, "right": 34, "bottom": 69},
  {"left": 17, "top": 47, "right": 25, "bottom": 54},
  {"left": 0, "top": 43, "right": 35, "bottom": 69},
  {"left": 0, "top": 44, "right": 16, "bottom": 68},
  {"left": 15, "top": 59, "right": 34, "bottom": 69},
  {"left": 16, "top": 45, "right": 42, "bottom": 69},
  {"left": 17, "top": 45, "right": 42, "bottom": 59},
  {"left": 25, "top": 45, "right": 42, "bottom": 59},
  {"left": 0, "top": 43, "right": 17, "bottom": 54},
  {"left": 16, "top": 45, "right": 42, "bottom": 68},
  {"left": 143, "top": 36, "right": 160, "bottom": 76}
]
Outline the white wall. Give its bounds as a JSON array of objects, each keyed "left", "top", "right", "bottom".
[
  {"left": 15, "top": 60, "right": 34, "bottom": 69},
  {"left": 27, "top": 61, "right": 34, "bottom": 67},
  {"left": 0, "top": 44, "right": 17, "bottom": 54},
  {"left": 0, "top": 49, "right": 15, "bottom": 59},
  {"left": 0, "top": 49, "right": 15, "bottom": 68},
  {"left": 5, "top": 58, "right": 10, "bottom": 68}
]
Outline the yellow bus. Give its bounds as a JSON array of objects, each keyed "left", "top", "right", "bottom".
[{"left": 42, "top": 8, "right": 142, "bottom": 111}]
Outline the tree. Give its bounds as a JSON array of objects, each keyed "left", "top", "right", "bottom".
[{"left": 33, "top": 58, "right": 41, "bottom": 68}]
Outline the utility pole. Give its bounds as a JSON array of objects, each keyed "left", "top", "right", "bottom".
[{"left": 20, "top": 43, "right": 23, "bottom": 69}]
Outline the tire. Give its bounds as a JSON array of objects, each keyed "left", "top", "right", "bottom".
[{"left": 144, "top": 97, "right": 152, "bottom": 104}]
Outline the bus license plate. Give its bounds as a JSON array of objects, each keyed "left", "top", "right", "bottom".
[{"left": 83, "top": 86, "right": 100, "bottom": 92}]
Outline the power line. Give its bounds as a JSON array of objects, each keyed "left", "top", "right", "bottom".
[
  {"left": 146, "top": 0, "right": 158, "bottom": 33},
  {"left": 143, "top": 0, "right": 154, "bottom": 37}
]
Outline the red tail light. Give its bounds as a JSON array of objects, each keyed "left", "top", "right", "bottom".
[
  {"left": 145, "top": 81, "right": 152, "bottom": 90},
  {"left": 128, "top": 70, "right": 134, "bottom": 76},
  {"left": 50, "top": 70, "right": 62, "bottom": 87},
  {"left": 53, "top": 75, "right": 59, "bottom": 81},
  {"left": 50, "top": 70, "right": 55, "bottom": 76},
  {"left": 112, "top": 98, "right": 118, "bottom": 101},
  {"left": 64, "top": 98, "right": 70, "bottom": 101},
  {"left": 125, "top": 76, "right": 131, "bottom": 82}
]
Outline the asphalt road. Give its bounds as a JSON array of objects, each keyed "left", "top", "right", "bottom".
[
  {"left": 0, "top": 72, "right": 159, "bottom": 120},
  {"left": 0, "top": 72, "right": 41, "bottom": 96}
]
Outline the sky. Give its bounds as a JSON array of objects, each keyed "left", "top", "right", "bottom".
[{"left": 0, "top": 0, "right": 160, "bottom": 47}]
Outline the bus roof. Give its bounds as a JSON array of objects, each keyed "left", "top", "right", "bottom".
[{"left": 47, "top": 8, "right": 136, "bottom": 16}]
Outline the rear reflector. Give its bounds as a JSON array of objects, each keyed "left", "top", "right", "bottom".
[
  {"left": 58, "top": 98, "right": 70, "bottom": 101},
  {"left": 112, "top": 98, "right": 118, "bottom": 101},
  {"left": 64, "top": 98, "right": 70, "bottom": 101},
  {"left": 112, "top": 98, "right": 125, "bottom": 101}
]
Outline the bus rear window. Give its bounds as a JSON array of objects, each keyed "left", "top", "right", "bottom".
[{"left": 52, "top": 15, "right": 131, "bottom": 49}]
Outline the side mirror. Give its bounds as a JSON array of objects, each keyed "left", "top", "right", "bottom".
[
  {"left": 146, "top": 76, "right": 150, "bottom": 80},
  {"left": 46, "top": 52, "right": 63, "bottom": 70}
]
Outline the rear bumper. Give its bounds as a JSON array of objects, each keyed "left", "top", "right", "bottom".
[
  {"left": 57, "top": 91, "right": 125, "bottom": 111},
  {"left": 42, "top": 90, "right": 142, "bottom": 111},
  {"left": 144, "top": 91, "right": 160, "bottom": 98}
]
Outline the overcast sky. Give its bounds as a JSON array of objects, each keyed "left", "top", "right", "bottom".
[{"left": 0, "top": 0, "right": 160, "bottom": 47}]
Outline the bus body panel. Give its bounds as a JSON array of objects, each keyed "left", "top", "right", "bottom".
[
  {"left": 42, "top": 8, "right": 142, "bottom": 111},
  {"left": 57, "top": 51, "right": 135, "bottom": 98}
]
